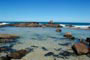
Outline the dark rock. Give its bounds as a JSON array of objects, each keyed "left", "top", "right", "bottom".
[
  {"left": 58, "top": 42, "right": 71, "bottom": 46},
  {"left": 58, "top": 51, "right": 74, "bottom": 59},
  {"left": 0, "top": 46, "right": 16, "bottom": 52},
  {"left": 0, "top": 34, "right": 19, "bottom": 39},
  {"left": 41, "top": 47, "right": 48, "bottom": 51},
  {"left": 44, "top": 52, "right": 54, "bottom": 56},
  {"left": 54, "top": 48, "right": 62, "bottom": 51},
  {"left": 9, "top": 49, "right": 29, "bottom": 59},
  {"left": 72, "top": 43, "right": 88, "bottom": 55},
  {"left": 56, "top": 28, "right": 61, "bottom": 32},
  {"left": 31, "top": 45, "right": 38, "bottom": 48}
]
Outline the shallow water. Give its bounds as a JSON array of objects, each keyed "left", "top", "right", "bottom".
[{"left": 0, "top": 27, "right": 90, "bottom": 60}]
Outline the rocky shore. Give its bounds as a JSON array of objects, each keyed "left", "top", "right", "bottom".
[
  {"left": 0, "top": 34, "right": 19, "bottom": 43},
  {"left": 0, "top": 21, "right": 90, "bottom": 60}
]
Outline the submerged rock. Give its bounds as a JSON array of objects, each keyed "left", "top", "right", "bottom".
[
  {"left": 44, "top": 52, "right": 54, "bottom": 56},
  {"left": 58, "top": 51, "right": 74, "bottom": 59},
  {"left": 54, "top": 48, "right": 62, "bottom": 51},
  {"left": 58, "top": 42, "right": 71, "bottom": 46},
  {"left": 31, "top": 45, "right": 38, "bottom": 48},
  {"left": 41, "top": 47, "right": 48, "bottom": 51},
  {"left": 0, "top": 34, "right": 19, "bottom": 39},
  {"left": 64, "top": 32, "right": 75, "bottom": 39},
  {"left": 0, "top": 45, "right": 15, "bottom": 52},
  {"left": 56, "top": 28, "right": 62, "bottom": 32},
  {"left": 0, "top": 34, "right": 19, "bottom": 43},
  {"left": 9, "top": 49, "right": 29, "bottom": 59}
]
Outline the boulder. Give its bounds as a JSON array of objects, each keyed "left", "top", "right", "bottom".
[
  {"left": 0, "top": 34, "right": 19, "bottom": 39},
  {"left": 44, "top": 52, "right": 54, "bottom": 56},
  {"left": 64, "top": 32, "right": 75, "bottom": 39},
  {"left": 0, "top": 34, "right": 19, "bottom": 43},
  {"left": 72, "top": 43, "right": 88, "bottom": 55},
  {"left": 56, "top": 28, "right": 61, "bottom": 32},
  {"left": 9, "top": 50, "right": 28, "bottom": 59}
]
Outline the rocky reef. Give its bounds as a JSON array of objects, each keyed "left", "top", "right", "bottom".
[{"left": 0, "top": 34, "right": 19, "bottom": 43}]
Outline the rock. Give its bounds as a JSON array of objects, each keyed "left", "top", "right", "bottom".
[
  {"left": 58, "top": 42, "right": 70, "bottom": 46},
  {"left": 86, "top": 38, "right": 90, "bottom": 42},
  {"left": 56, "top": 28, "right": 61, "bottom": 32},
  {"left": 64, "top": 32, "right": 75, "bottom": 39},
  {"left": 9, "top": 22, "right": 41, "bottom": 27},
  {"left": 0, "top": 34, "right": 19, "bottom": 39},
  {"left": 58, "top": 51, "right": 74, "bottom": 59},
  {"left": 9, "top": 50, "right": 29, "bottom": 59},
  {"left": 0, "top": 39, "right": 15, "bottom": 43},
  {"left": 44, "top": 24, "right": 61, "bottom": 28},
  {"left": 54, "top": 48, "right": 62, "bottom": 51},
  {"left": 0, "top": 46, "right": 15, "bottom": 52},
  {"left": 72, "top": 43, "right": 88, "bottom": 55},
  {"left": 88, "top": 48, "right": 90, "bottom": 53},
  {"left": 31, "top": 45, "right": 38, "bottom": 48},
  {"left": 44, "top": 52, "right": 54, "bottom": 56},
  {"left": 0, "top": 34, "right": 19, "bottom": 43},
  {"left": 86, "top": 38, "right": 90, "bottom": 47},
  {"left": 41, "top": 47, "right": 48, "bottom": 51}
]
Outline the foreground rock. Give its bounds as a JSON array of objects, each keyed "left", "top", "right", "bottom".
[
  {"left": 0, "top": 34, "right": 19, "bottom": 43},
  {"left": 72, "top": 43, "right": 88, "bottom": 55},
  {"left": 64, "top": 32, "right": 75, "bottom": 39},
  {"left": 9, "top": 50, "right": 29, "bottom": 59}
]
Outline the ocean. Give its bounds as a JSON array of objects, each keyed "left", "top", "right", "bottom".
[{"left": 0, "top": 21, "right": 90, "bottom": 25}]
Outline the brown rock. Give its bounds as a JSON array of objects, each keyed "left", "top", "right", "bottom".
[
  {"left": 64, "top": 32, "right": 75, "bottom": 39},
  {"left": 8, "top": 22, "right": 41, "bottom": 27},
  {"left": 72, "top": 43, "right": 88, "bottom": 55},
  {"left": 10, "top": 50, "right": 28, "bottom": 59},
  {"left": 0, "top": 34, "right": 19, "bottom": 39}
]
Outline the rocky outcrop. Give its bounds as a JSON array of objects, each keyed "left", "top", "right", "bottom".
[
  {"left": 43, "top": 24, "right": 61, "bottom": 27},
  {"left": 0, "top": 34, "right": 19, "bottom": 43},
  {"left": 9, "top": 50, "right": 29, "bottom": 59},
  {"left": 72, "top": 43, "right": 88, "bottom": 55},
  {"left": 64, "top": 32, "right": 75, "bottom": 39},
  {"left": 0, "top": 34, "right": 19, "bottom": 39},
  {"left": 9, "top": 22, "right": 41, "bottom": 27}
]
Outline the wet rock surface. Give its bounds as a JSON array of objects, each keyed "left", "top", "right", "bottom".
[
  {"left": 0, "top": 34, "right": 19, "bottom": 43},
  {"left": 41, "top": 47, "right": 48, "bottom": 51},
  {"left": 44, "top": 52, "right": 54, "bottom": 56}
]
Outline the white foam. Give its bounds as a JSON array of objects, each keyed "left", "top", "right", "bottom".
[{"left": 0, "top": 23, "right": 9, "bottom": 25}]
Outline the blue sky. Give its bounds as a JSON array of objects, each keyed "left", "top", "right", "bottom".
[{"left": 0, "top": 0, "right": 90, "bottom": 22}]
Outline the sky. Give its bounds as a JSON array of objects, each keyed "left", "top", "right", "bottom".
[{"left": 0, "top": 0, "right": 90, "bottom": 22}]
